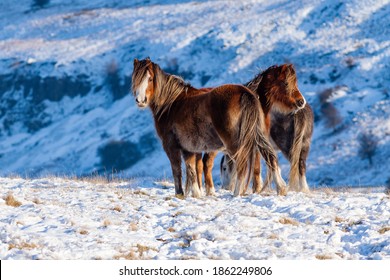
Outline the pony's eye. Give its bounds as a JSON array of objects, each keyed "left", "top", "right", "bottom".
[{"left": 148, "top": 77, "right": 153, "bottom": 82}]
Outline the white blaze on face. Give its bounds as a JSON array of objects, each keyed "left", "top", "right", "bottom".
[{"left": 136, "top": 72, "right": 150, "bottom": 105}]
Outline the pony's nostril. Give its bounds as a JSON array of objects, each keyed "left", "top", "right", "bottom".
[{"left": 296, "top": 99, "right": 305, "bottom": 108}]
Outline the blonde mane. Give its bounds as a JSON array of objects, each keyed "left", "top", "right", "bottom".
[{"left": 152, "top": 64, "right": 191, "bottom": 116}]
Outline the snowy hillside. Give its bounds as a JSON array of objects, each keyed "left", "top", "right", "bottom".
[
  {"left": 1, "top": 177, "right": 389, "bottom": 260},
  {"left": 0, "top": 0, "right": 389, "bottom": 188}
]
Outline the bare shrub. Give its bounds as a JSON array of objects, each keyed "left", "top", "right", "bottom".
[
  {"left": 105, "top": 60, "right": 130, "bottom": 100},
  {"left": 5, "top": 193, "right": 22, "bottom": 207},
  {"left": 358, "top": 131, "right": 378, "bottom": 166},
  {"left": 318, "top": 88, "right": 343, "bottom": 130}
]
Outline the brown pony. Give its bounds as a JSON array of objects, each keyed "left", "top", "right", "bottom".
[
  {"left": 202, "top": 64, "right": 313, "bottom": 194},
  {"left": 131, "top": 58, "right": 287, "bottom": 198}
]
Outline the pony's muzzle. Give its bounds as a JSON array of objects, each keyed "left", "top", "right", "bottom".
[
  {"left": 135, "top": 96, "right": 147, "bottom": 107},
  {"left": 296, "top": 98, "right": 306, "bottom": 109}
]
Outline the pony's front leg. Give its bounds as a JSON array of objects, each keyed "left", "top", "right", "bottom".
[
  {"left": 195, "top": 153, "right": 203, "bottom": 191},
  {"left": 182, "top": 151, "right": 202, "bottom": 198},
  {"left": 203, "top": 152, "right": 217, "bottom": 196},
  {"left": 298, "top": 156, "right": 310, "bottom": 193},
  {"left": 164, "top": 144, "right": 184, "bottom": 198}
]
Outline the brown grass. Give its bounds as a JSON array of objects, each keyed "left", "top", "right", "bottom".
[
  {"left": 114, "top": 251, "right": 138, "bottom": 260},
  {"left": 315, "top": 254, "right": 333, "bottom": 260},
  {"left": 112, "top": 206, "right": 122, "bottom": 212},
  {"left": 279, "top": 217, "right": 299, "bottom": 226},
  {"left": 133, "top": 190, "right": 150, "bottom": 196},
  {"left": 335, "top": 216, "right": 345, "bottom": 223},
  {"left": 129, "top": 222, "right": 138, "bottom": 231},
  {"left": 103, "top": 219, "right": 111, "bottom": 227},
  {"left": 5, "top": 193, "right": 22, "bottom": 207},
  {"left": 167, "top": 227, "right": 176, "bottom": 232},
  {"left": 268, "top": 233, "right": 279, "bottom": 240},
  {"left": 378, "top": 226, "right": 390, "bottom": 234},
  {"left": 79, "top": 229, "right": 89, "bottom": 235},
  {"left": 9, "top": 242, "right": 38, "bottom": 250},
  {"left": 115, "top": 244, "right": 158, "bottom": 260}
]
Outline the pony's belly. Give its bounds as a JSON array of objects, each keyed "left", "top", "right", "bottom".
[
  {"left": 181, "top": 134, "right": 224, "bottom": 153},
  {"left": 175, "top": 125, "right": 223, "bottom": 153}
]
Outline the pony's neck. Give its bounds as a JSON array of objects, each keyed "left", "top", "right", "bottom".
[
  {"left": 246, "top": 75, "right": 272, "bottom": 117},
  {"left": 150, "top": 70, "right": 192, "bottom": 118},
  {"left": 256, "top": 87, "right": 272, "bottom": 116}
]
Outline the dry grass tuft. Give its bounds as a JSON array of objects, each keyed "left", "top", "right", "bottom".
[
  {"left": 279, "top": 217, "right": 299, "bottom": 226},
  {"left": 378, "top": 226, "right": 390, "bottom": 234},
  {"left": 79, "top": 229, "right": 89, "bottom": 235},
  {"left": 133, "top": 190, "right": 150, "bottom": 196},
  {"left": 315, "top": 254, "right": 333, "bottom": 260},
  {"left": 114, "top": 250, "right": 138, "bottom": 260},
  {"left": 103, "top": 219, "right": 111, "bottom": 227},
  {"left": 335, "top": 216, "right": 345, "bottom": 223},
  {"left": 5, "top": 193, "right": 22, "bottom": 207},
  {"left": 129, "top": 222, "right": 138, "bottom": 231},
  {"left": 9, "top": 242, "right": 38, "bottom": 251},
  {"left": 137, "top": 244, "right": 158, "bottom": 257},
  {"left": 115, "top": 244, "right": 158, "bottom": 260},
  {"left": 167, "top": 227, "right": 176, "bottom": 232},
  {"left": 112, "top": 205, "right": 122, "bottom": 212},
  {"left": 268, "top": 233, "right": 279, "bottom": 240}
]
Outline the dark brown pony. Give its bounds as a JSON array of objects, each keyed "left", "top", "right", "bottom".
[
  {"left": 202, "top": 64, "right": 313, "bottom": 193},
  {"left": 131, "top": 58, "right": 287, "bottom": 198}
]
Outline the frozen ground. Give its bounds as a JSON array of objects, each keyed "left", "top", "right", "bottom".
[{"left": 0, "top": 177, "right": 389, "bottom": 260}]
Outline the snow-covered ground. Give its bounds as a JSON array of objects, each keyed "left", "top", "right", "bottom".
[
  {"left": 0, "top": 177, "right": 389, "bottom": 260},
  {"left": 0, "top": 0, "right": 389, "bottom": 261}
]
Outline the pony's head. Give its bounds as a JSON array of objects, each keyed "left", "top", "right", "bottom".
[
  {"left": 132, "top": 57, "right": 155, "bottom": 108},
  {"left": 220, "top": 154, "right": 234, "bottom": 190},
  {"left": 256, "top": 64, "right": 306, "bottom": 113}
]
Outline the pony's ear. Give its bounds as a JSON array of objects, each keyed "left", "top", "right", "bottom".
[
  {"left": 134, "top": 58, "right": 139, "bottom": 66},
  {"left": 146, "top": 56, "right": 151, "bottom": 62},
  {"left": 287, "top": 64, "right": 295, "bottom": 74}
]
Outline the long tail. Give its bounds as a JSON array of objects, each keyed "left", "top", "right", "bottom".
[
  {"left": 253, "top": 103, "right": 288, "bottom": 195},
  {"left": 289, "top": 110, "right": 307, "bottom": 190},
  {"left": 231, "top": 91, "right": 264, "bottom": 195}
]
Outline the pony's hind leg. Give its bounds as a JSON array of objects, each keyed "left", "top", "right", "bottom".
[
  {"left": 252, "top": 151, "right": 263, "bottom": 193},
  {"left": 288, "top": 163, "right": 300, "bottom": 192},
  {"left": 196, "top": 153, "right": 203, "bottom": 191},
  {"left": 259, "top": 147, "right": 287, "bottom": 196},
  {"left": 182, "top": 151, "right": 202, "bottom": 198},
  {"left": 203, "top": 152, "right": 217, "bottom": 196}
]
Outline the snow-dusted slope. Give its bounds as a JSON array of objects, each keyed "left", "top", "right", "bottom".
[
  {"left": 1, "top": 177, "right": 389, "bottom": 260},
  {"left": 0, "top": 0, "right": 389, "bottom": 187}
]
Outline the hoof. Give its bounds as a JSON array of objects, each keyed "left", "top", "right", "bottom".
[
  {"left": 277, "top": 187, "right": 288, "bottom": 196},
  {"left": 175, "top": 194, "right": 185, "bottom": 200}
]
